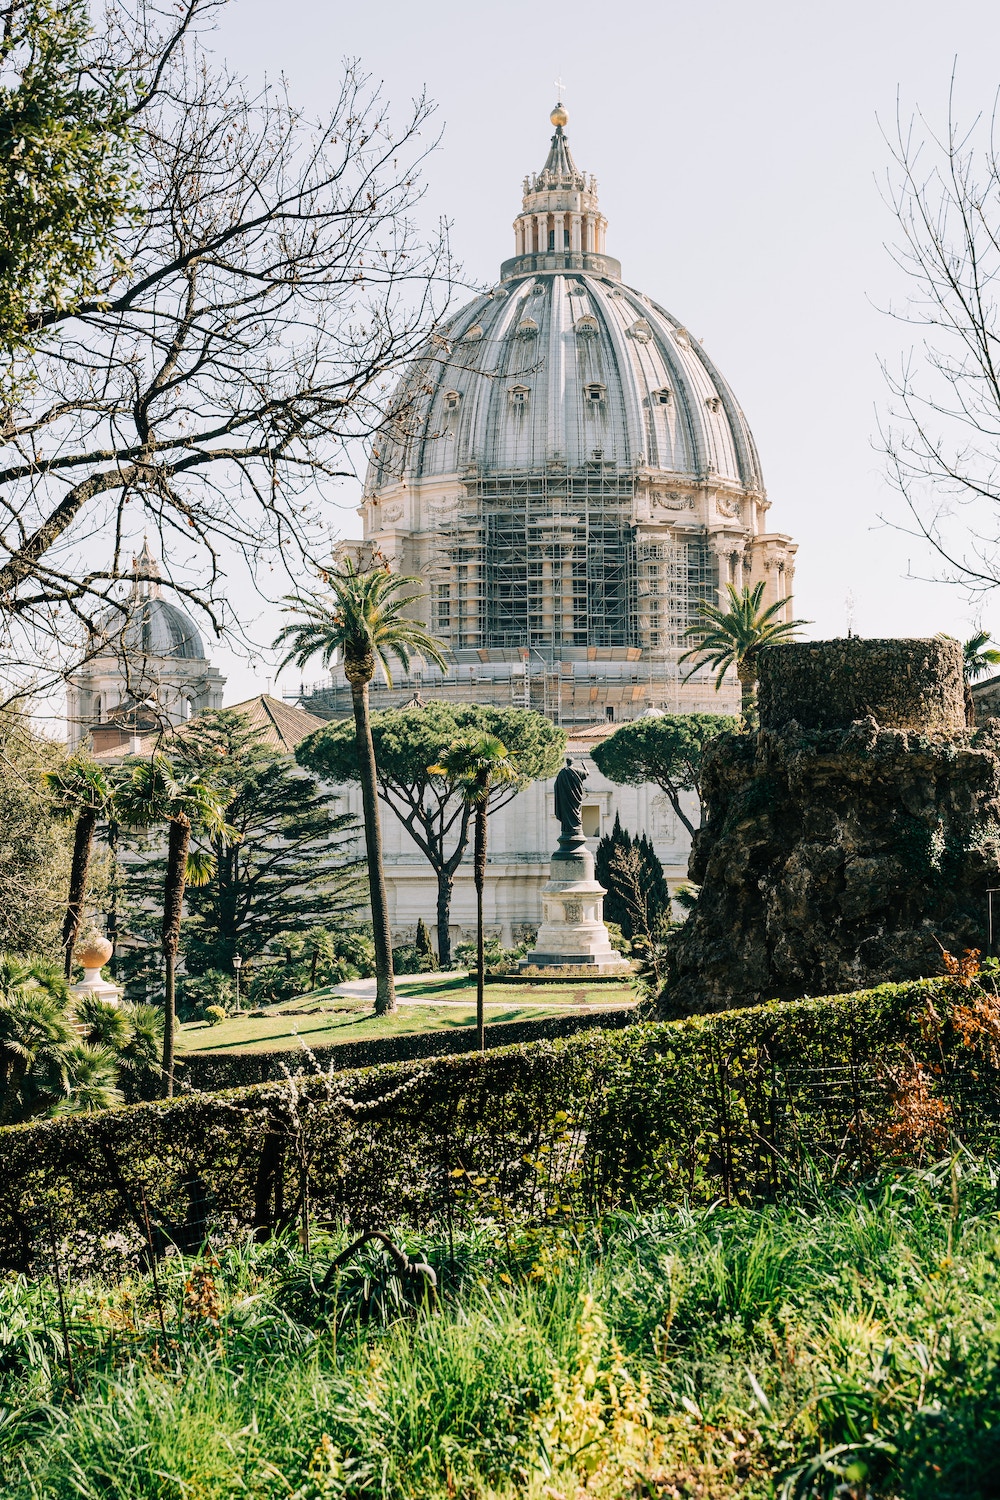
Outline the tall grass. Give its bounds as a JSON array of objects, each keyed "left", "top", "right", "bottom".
[{"left": 2, "top": 1159, "right": 999, "bottom": 1497}]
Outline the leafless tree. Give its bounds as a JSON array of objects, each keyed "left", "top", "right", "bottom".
[
  {"left": 0, "top": 0, "right": 454, "bottom": 704},
  {"left": 881, "top": 77, "right": 1000, "bottom": 596}
]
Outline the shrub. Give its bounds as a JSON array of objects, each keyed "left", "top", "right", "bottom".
[
  {"left": 1, "top": 973, "right": 997, "bottom": 1273},
  {"left": 179, "top": 970, "right": 234, "bottom": 1019},
  {"left": 454, "top": 933, "right": 534, "bottom": 975},
  {"left": 203, "top": 1006, "right": 227, "bottom": 1027},
  {"left": 391, "top": 942, "right": 437, "bottom": 976}
]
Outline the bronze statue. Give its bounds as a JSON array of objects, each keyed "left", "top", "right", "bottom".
[{"left": 553, "top": 758, "right": 586, "bottom": 836}]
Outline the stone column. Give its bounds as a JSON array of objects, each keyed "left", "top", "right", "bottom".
[
  {"left": 536, "top": 213, "right": 548, "bottom": 254},
  {"left": 570, "top": 213, "right": 582, "bottom": 253}
]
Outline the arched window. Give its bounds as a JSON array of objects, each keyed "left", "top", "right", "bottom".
[
  {"left": 509, "top": 385, "right": 530, "bottom": 407},
  {"left": 585, "top": 383, "right": 606, "bottom": 405},
  {"left": 444, "top": 390, "right": 461, "bottom": 411}
]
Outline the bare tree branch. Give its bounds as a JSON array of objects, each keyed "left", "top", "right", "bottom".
[
  {"left": 0, "top": 0, "right": 457, "bottom": 704},
  {"left": 879, "top": 71, "right": 1000, "bottom": 595}
]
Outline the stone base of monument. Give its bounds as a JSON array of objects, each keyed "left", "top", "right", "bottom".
[{"left": 514, "top": 839, "right": 632, "bottom": 980}]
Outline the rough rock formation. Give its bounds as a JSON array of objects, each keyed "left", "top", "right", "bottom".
[{"left": 663, "top": 638, "right": 1000, "bottom": 1016}]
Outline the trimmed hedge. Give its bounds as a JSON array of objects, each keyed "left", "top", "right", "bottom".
[
  {"left": 179, "top": 1007, "right": 636, "bottom": 1091},
  {"left": 4, "top": 976, "right": 996, "bottom": 1274}
]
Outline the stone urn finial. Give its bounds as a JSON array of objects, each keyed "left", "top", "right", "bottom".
[{"left": 70, "top": 929, "right": 121, "bottom": 1005}]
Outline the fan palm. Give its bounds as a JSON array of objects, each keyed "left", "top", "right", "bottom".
[
  {"left": 114, "top": 754, "right": 236, "bottom": 1097},
  {"left": 679, "top": 582, "right": 809, "bottom": 722},
  {"left": 276, "top": 558, "right": 449, "bottom": 1015},
  {"left": 962, "top": 630, "right": 1000, "bottom": 681},
  {"left": 0, "top": 956, "right": 76, "bottom": 1124},
  {"left": 430, "top": 734, "right": 519, "bottom": 1049},
  {"left": 50, "top": 1043, "right": 123, "bottom": 1114},
  {"left": 44, "top": 756, "right": 117, "bottom": 978}
]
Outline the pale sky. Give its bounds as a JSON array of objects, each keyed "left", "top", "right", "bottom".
[{"left": 201, "top": 0, "right": 1000, "bottom": 701}]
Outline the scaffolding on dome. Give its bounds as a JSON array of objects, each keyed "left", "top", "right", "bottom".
[
  {"left": 430, "top": 464, "right": 718, "bottom": 660},
  {"left": 433, "top": 464, "right": 639, "bottom": 653}
]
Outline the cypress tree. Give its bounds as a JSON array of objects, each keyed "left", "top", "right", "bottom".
[
  {"left": 595, "top": 816, "right": 670, "bottom": 938},
  {"left": 415, "top": 916, "right": 436, "bottom": 963}
]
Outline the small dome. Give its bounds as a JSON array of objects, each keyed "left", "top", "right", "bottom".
[{"left": 96, "top": 595, "right": 206, "bottom": 661}]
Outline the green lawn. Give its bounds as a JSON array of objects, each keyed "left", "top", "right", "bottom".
[{"left": 178, "top": 971, "right": 636, "bottom": 1056}]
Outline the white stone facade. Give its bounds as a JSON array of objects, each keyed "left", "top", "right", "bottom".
[{"left": 327, "top": 727, "right": 700, "bottom": 949}]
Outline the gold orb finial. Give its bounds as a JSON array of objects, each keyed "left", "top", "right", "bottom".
[{"left": 550, "top": 102, "right": 568, "bottom": 128}]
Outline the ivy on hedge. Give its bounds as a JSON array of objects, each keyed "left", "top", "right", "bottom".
[{"left": 4, "top": 976, "right": 994, "bottom": 1274}]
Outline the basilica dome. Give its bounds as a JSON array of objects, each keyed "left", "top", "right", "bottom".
[
  {"left": 369, "top": 111, "right": 762, "bottom": 495},
  {"left": 347, "top": 104, "right": 795, "bottom": 696}
]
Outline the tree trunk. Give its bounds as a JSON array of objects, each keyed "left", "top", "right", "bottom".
[
  {"left": 659, "top": 786, "right": 697, "bottom": 840},
  {"left": 474, "top": 803, "right": 487, "bottom": 1052},
  {"left": 106, "top": 819, "right": 119, "bottom": 979},
  {"left": 161, "top": 817, "right": 191, "bottom": 1098},
  {"left": 62, "top": 807, "right": 98, "bottom": 978},
  {"left": 351, "top": 679, "right": 395, "bottom": 1014},
  {"left": 436, "top": 870, "right": 454, "bottom": 969},
  {"left": 310, "top": 947, "right": 318, "bottom": 989},
  {"left": 737, "top": 660, "right": 757, "bottom": 724}
]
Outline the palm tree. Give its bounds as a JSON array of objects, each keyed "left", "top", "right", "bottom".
[
  {"left": 115, "top": 754, "right": 236, "bottom": 1097},
  {"left": 0, "top": 956, "right": 76, "bottom": 1124},
  {"left": 430, "top": 734, "right": 519, "bottom": 1050},
  {"left": 679, "top": 582, "right": 809, "bottom": 722},
  {"left": 963, "top": 630, "right": 1000, "bottom": 681},
  {"left": 276, "top": 558, "right": 448, "bottom": 1015},
  {"left": 44, "top": 757, "right": 117, "bottom": 978}
]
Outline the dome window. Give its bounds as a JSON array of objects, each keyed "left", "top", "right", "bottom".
[
  {"left": 653, "top": 388, "right": 672, "bottom": 406},
  {"left": 705, "top": 396, "right": 721, "bottom": 414},
  {"left": 628, "top": 319, "right": 653, "bottom": 342},
  {"left": 444, "top": 390, "right": 461, "bottom": 411},
  {"left": 509, "top": 385, "right": 530, "bottom": 407},
  {"left": 575, "top": 314, "right": 598, "bottom": 336},
  {"left": 584, "top": 383, "right": 606, "bottom": 404},
  {"left": 515, "top": 316, "right": 539, "bottom": 337},
  {"left": 462, "top": 323, "right": 483, "bottom": 342}
]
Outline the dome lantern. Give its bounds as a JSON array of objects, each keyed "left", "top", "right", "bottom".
[{"left": 506, "top": 106, "right": 615, "bottom": 280}]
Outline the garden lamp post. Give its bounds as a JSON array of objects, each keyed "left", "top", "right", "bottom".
[{"left": 233, "top": 953, "right": 243, "bottom": 1011}]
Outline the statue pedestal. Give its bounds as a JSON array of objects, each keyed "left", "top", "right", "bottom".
[
  {"left": 516, "top": 843, "right": 633, "bottom": 978},
  {"left": 69, "top": 966, "right": 122, "bottom": 1005}
]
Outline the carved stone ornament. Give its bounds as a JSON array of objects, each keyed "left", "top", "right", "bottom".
[
  {"left": 426, "top": 493, "right": 462, "bottom": 512},
  {"left": 379, "top": 502, "right": 404, "bottom": 523},
  {"left": 651, "top": 491, "right": 694, "bottom": 511},
  {"left": 715, "top": 495, "right": 742, "bottom": 519}
]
